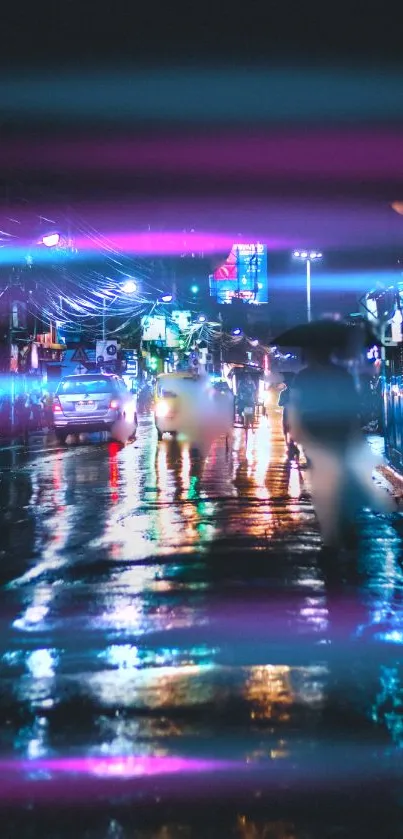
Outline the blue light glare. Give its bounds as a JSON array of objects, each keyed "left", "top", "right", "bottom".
[
  {"left": 375, "top": 630, "right": 403, "bottom": 645},
  {"left": 271, "top": 270, "right": 400, "bottom": 292},
  {"left": 0, "top": 246, "right": 83, "bottom": 265},
  {"left": 2, "top": 69, "right": 403, "bottom": 124}
]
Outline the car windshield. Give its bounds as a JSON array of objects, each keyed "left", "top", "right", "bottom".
[
  {"left": 58, "top": 378, "right": 114, "bottom": 395},
  {"left": 159, "top": 389, "right": 178, "bottom": 398}
]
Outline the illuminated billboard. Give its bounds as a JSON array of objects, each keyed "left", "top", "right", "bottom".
[
  {"left": 209, "top": 243, "right": 268, "bottom": 304},
  {"left": 141, "top": 313, "right": 188, "bottom": 348},
  {"left": 141, "top": 314, "right": 166, "bottom": 342},
  {"left": 171, "top": 310, "right": 192, "bottom": 332}
]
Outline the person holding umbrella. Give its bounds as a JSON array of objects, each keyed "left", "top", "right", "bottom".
[{"left": 272, "top": 321, "right": 392, "bottom": 552}]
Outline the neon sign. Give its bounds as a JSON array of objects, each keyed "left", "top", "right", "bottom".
[{"left": 209, "top": 243, "right": 268, "bottom": 303}]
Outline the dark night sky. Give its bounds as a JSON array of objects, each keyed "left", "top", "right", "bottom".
[
  {"left": 2, "top": 3, "right": 402, "bottom": 72},
  {"left": 1, "top": 2, "right": 403, "bottom": 326}
]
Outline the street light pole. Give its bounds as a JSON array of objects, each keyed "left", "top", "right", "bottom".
[
  {"left": 9, "top": 274, "right": 15, "bottom": 432},
  {"left": 306, "top": 258, "right": 311, "bottom": 323},
  {"left": 293, "top": 251, "right": 322, "bottom": 323},
  {"left": 102, "top": 298, "right": 106, "bottom": 341}
]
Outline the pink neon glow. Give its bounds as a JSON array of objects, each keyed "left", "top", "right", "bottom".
[
  {"left": 72, "top": 230, "right": 238, "bottom": 256},
  {"left": 52, "top": 756, "right": 228, "bottom": 776},
  {"left": 0, "top": 749, "right": 395, "bottom": 804},
  {"left": 0, "top": 755, "right": 240, "bottom": 803},
  {"left": 3, "top": 193, "right": 403, "bottom": 252},
  {"left": 214, "top": 246, "right": 238, "bottom": 281},
  {"left": 0, "top": 755, "right": 234, "bottom": 779}
]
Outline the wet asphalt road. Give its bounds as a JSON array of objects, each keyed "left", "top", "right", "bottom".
[{"left": 1, "top": 408, "right": 403, "bottom": 838}]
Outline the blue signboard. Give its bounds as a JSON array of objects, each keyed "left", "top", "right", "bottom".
[
  {"left": 209, "top": 243, "right": 268, "bottom": 304},
  {"left": 125, "top": 350, "right": 138, "bottom": 377}
]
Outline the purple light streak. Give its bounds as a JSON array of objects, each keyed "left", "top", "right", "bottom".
[
  {"left": 0, "top": 130, "right": 403, "bottom": 180},
  {"left": 0, "top": 748, "right": 398, "bottom": 805}
]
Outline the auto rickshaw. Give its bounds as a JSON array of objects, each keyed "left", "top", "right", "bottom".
[{"left": 154, "top": 371, "right": 199, "bottom": 441}]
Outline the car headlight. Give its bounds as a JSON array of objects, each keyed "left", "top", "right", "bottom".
[{"left": 155, "top": 400, "right": 170, "bottom": 418}]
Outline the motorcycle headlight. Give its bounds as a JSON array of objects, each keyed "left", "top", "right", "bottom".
[{"left": 155, "top": 400, "right": 170, "bottom": 418}]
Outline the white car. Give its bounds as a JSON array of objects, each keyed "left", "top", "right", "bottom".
[{"left": 53, "top": 373, "right": 138, "bottom": 443}]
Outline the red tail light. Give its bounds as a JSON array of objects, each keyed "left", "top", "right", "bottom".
[
  {"left": 53, "top": 398, "right": 62, "bottom": 414},
  {"left": 110, "top": 399, "right": 119, "bottom": 409}
]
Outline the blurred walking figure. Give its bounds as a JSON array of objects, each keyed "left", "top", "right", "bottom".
[
  {"left": 41, "top": 391, "right": 54, "bottom": 430},
  {"left": 237, "top": 375, "right": 257, "bottom": 428},
  {"left": 278, "top": 373, "right": 299, "bottom": 460},
  {"left": 212, "top": 380, "right": 234, "bottom": 451},
  {"left": 29, "top": 390, "right": 42, "bottom": 430},
  {"left": 15, "top": 393, "right": 30, "bottom": 441},
  {"left": 289, "top": 347, "right": 392, "bottom": 551}
]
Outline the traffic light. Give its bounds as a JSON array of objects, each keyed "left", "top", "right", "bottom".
[
  {"left": 149, "top": 355, "right": 158, "bottom": 371},
  {"left": 191, "top": 284, "right": 199, "bottom": 295}
]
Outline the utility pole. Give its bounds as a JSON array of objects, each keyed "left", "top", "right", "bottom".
[
  {"left": 253, "top": 245, "right": 259, "bottom": 300},
  {"left": 236, "top": 247, "right": 241, "bottom": 298},
  {"left": 8, "top": 268, "right": 17, "bottom": 431},
  {"left": 293, "top": 251, "right": 322, "bottom": 324},
  {"left": 306, "top": 259, "right": 311, "bottom": 323},
  {"left": 102, "top": 298, "right": 106, "bottom": 341}
]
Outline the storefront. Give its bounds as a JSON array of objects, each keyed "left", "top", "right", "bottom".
[
  {"left": 383, "top": 344, "right": 403, "bottom": 472},
  {"left": 361, "top": 286, "right": 403, "bottom": 471}
]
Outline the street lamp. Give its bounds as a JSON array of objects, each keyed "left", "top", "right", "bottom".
[
  {"left": 102, "top": 280, "right": 138, "bottom": 340},
  {"left": 41, "top": 232, "right": 61, "bottom": 248},
  {"left": 293, "top": 250, "right": 323, "bottom": 323},
  {"left": 121, "top": 279, "right": 137, "bottom": 294},
  {"left": 159, "top": 294, "right": 173, "bottom": 303}
]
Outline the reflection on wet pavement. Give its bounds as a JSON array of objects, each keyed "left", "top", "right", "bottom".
[{"left": 1, "top": 409, "right": 403, "bottom": 836}]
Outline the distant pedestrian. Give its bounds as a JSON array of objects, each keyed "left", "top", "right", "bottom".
[
  {"left": 29, "top": 391, "right": 42, "bottom": 430},
  {"left": 237, "top": 375, "right": 257, "bottom": 425},
  {"left": 0, "top": 391, "right": 9, "bottom": 436},
  {"left": 15, "top": 394, "right": 30, "bottom": 440},
  {"left": 278, "top": 373, "right": 299, "bottom": 459},
  {"left": 42, "top": 391, "right": 54, "bottom": 429}
]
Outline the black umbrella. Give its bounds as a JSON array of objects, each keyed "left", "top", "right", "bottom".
[
  {"left": 271, "top": 319, "right": 378, "bottom": 354},
  {"left": 281, "top": 371, "right": 296, "bottom": 385}
]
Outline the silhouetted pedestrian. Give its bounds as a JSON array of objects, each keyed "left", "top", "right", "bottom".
[{"left": 289, "top": 348, "right": 392, "bottom": 551}]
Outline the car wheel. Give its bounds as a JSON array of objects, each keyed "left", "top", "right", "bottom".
[{"left": 55, "top": 431, "right": 67, "bottom": 444}]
